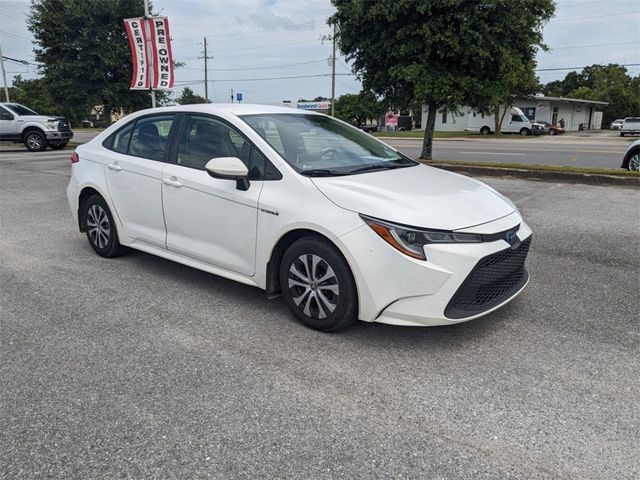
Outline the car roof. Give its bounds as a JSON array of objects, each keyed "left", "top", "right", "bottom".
[{"left": 132, "top": 103, "right": 316, "bottom": 117}]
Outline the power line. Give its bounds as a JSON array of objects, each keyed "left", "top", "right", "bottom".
[
  {"left": 0, "top": 31, "right": 32, "bottom": 44},
  {"left": 536, "top": 63, "right": 640, "bottom": 71},
  {"left": 558, "top": 0, "right": 624, "bottom": 7},
  {"left": 212, "top": 25, "right": 330, "bottom": 44},
  {"left": 546, "top": 41, "right": 640, "bottom": 50},
  {"left": 174, "top": 72, "right": 354, "bottom": 85},
  {"left": 3, "top": 4, "right": 27, "bottom": 17},
  {"left": 205, "top": 19, "right": 326, "bottom": 39},
  {"left": 550, "top": 10, "right": 640, "bottom": 22}
]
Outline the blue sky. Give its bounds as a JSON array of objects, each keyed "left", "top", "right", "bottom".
[{"left": 1, "top": 0, "right": 639, "bottom": 104}]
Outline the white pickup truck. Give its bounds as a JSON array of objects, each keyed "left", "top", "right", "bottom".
[
  {"left": 0, "top": 103, "right": 74, "bottom": 151},
  {"left": 620, "top": 117, "right": 640, "bottom": 137}
]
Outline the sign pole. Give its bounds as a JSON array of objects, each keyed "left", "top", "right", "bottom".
[{"left": 143, "top": 0, "right": 156, "bottom": 107}]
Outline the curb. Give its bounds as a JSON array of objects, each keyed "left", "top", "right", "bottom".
[{"left": 420, "top": 162, "right": 640, "bottom": 187}]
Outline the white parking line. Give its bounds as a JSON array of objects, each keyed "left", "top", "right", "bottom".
[{"left": 460, "top": 152, "right": 527, "bottom": 156}]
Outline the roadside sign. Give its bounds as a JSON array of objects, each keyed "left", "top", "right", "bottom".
[
  {"left": 236, "top": 93, "right": 243, "bottom": 102},
  {"left": 124, "top": 17, "right": 174, "bottom": 90}
]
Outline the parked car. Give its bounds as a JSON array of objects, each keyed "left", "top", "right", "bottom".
[
  {"left": 357, "top": 124, "right": 377, "bottom": 133},
  {"left": 620, "top": 117, "right": 640, "bottom": 137},
  {"left": 610, "top": 119, "right": 624, "bottom": 130},
  {"left": 0, "top": 102, "right": 73, "bottom": 151},
  {"left": 535, "top": 120, "right": 565, "bottom": 136},
  {"left": 621, "top": 139, "right": 640, "bottom": 171},
  {"left": 67, "top": 104, "right": 532, "bottom": 332},
  {"left": 466, "top": 107, "right": 533, "bottom": 136}
]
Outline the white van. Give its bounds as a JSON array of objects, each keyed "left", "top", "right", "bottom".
[{"left": 465, "top": 107, "right": 533, "bottom": 136}]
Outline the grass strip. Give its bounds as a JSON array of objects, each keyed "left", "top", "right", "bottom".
[{"left": 420, "top": 159, "right": 640, "bottom": 177}]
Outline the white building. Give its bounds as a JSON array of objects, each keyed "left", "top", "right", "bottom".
[{"left": 420, "top": 96, "right": 608, "bottom": 132}]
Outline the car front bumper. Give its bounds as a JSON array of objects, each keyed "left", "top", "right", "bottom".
[
  {"left": 339, "top": 214, "right": 533, "bottom": 327},
  {"left": 45, "top": 131, "right": 74, "bottom": 142}
]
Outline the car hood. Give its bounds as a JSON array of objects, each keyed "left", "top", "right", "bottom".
[
  {"left": 21, "top": 115, "right": 63, "bottom": 122},
  {"left": 311, "top": 164, "right": 515, "bottom": 231}
]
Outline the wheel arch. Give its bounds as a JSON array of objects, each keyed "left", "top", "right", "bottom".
[
  {"left": 77, "top": 184, "right": 122, "bottom": 235},
  {"left": 21, "top": 125, "right": 45, "bottom": 141},
  {"left": 622, "top": 146, "right": 640, "bottom": 169},
  {"left": 265, "top": 228, "right": 358, "bottom": 300}
]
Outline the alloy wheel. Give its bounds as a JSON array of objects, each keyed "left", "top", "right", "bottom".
[
  {"left": 26, "top": 133, "right": 43, "bottom": 150},
  {"left": 629, "top": 153, "right": 640, "bottom": 171},
  {"left": 86, "top": 204, "right": 111, "bottom": 249},
  {"left": 287, "top": 254, "right": 340, "bottom": 319}
]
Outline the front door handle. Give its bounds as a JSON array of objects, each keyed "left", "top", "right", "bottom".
[
  {"left": 163, "top": 178, "right": 183, "bottom": 188},
  {"left": 107, "top": 163, "right": 122, "bottom": 171}
]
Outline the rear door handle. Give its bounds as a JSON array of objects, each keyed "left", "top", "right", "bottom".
[
  {"left": 107, "top": 163, "right": 122, "bottom": 171},
  {"left": 163, "top": 178, "right": 183, "bottom": 188}
]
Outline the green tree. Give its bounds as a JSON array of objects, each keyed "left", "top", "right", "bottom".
[
  {"left": 330, "top": 0, "right": 555, "bottom": 159},
  {"left": 542, "top": 64, "right": 640, "bottom": 125},
  {"left": 28, "top": 0, "right": 169, "bottom": 125},
  {"left": 176, "top": 87, "right": 210, "bottom": 105},
  {"left": 334, "top": 91, "right": 386, "bottom": 125},
  {"left": 8, "top": 75, "right": 58, "bottom": 115}
]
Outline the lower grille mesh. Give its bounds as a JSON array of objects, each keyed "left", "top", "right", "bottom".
[{"left": 445, "top": 237, "right": 531, "bottom": 319}]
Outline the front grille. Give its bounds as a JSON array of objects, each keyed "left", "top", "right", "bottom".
[
  {"left": 445, "top": 237, "right": 531, "bottom": 319},
  {"left": 57, "top": 118, "right": 71, "bottom": 132}
]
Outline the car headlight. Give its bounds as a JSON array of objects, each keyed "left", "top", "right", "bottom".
[
  {"left": 360, "top": 214, "right": 481, "bottom": 261},
  {"left": 45, "top": 120, "right": 58, "bottom": 129}
]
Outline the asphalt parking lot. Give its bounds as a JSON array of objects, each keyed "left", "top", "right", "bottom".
[{"left": 1, "top": 150, "right": 639, "bottom": 479}]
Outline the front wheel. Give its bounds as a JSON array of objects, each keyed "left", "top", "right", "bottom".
[
  {"left": 49, "top": 142, "right": 68, "bottom": 150},
  {"left": 549, "top": 129, "right": 556, "bottom": 136},
  {"left": 480, "top": 126, "right": 491, "bottom": 136},
  {"left": 24, "top": 130, "right": 47, "bottom": 152},
  {"left": 83, "top": 194, "right": 127, "bottom": 257},
  {"left": 279, "top": 237, "right": 358, "bottom": 332},
  {"left": 520, "top": 128, "right": 530, "bottom": 136}
]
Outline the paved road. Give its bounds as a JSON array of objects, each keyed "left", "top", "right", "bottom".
[
  {"left": 386, "top": 136, "right": 629, "bottom": 169},
  {"left": 1, "top": 150, "right": 639, "bottom": 479}
]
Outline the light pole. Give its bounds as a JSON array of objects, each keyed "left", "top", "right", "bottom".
[
  {"left": 0, "top": 42, "right": 10, "bottom": 102},
  {"left": 143, "top": 0, "right": 156, "bottom": 108}
]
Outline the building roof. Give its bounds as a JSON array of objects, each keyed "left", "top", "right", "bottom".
[{"left": 534, "top": 96, "right": 609, "bottom": 106}]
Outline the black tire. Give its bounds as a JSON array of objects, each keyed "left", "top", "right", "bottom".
[
  {"left": 83, "top": 194, "right": 127, "bottom": 258},
  {"left": 549, "top": 129, "right": 556, "bottom": 136},
  {"left": 520, "top": 128, "right": 530, "bottom": 136},
  {"left": 480, "top": 126, "right": 491, "bottom": 136},
  {"left": 279, "top": 237, "right": 358, "bottom": 332},
  {"left": 49, "top": 142, "right": 68, "bottom": 150},
  {"left": 625, "top": 150, "right": 640, "bottom": 171},
  {"left": 620, "top": 132, "right": 625, "bottom": 137},
  {"left": 23, "top": 130, "right": 47, "bottom": 152}
]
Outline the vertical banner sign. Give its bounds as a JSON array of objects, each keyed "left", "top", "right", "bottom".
[
  {"left": 149, "top": 17, "right": 174, "bottom": 89},
  {"left": 124, "top": 18, "right": 149, "bottom": 89},
  {"left": 124, "top": 17, "right": 174, "bottom": 90}
]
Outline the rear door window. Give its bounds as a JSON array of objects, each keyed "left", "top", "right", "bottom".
[{"left": 128, "top": 115, "right": 175, "bottom": 161}]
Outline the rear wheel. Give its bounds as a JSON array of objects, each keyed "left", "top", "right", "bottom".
[
  {"left": 627, "top": 152, "right": 640, "bottom": 171},
  {"left": 480, "top": 126, "right": 491, "bottom": 136},
  {"left": 83, "top": 194, "right": 127, "bottom": 257},
  {"left": 279, "top": 237, "right": 358, "bottom": 332},
  {"left": 24, "top": 130, "right": 47, "bottom": 152}
]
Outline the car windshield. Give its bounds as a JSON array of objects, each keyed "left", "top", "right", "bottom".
[
  {"left": 6, "top": 104, "right": 39, "bottom": 116},
  {"left": 240, "top": 113, "right": 416, "bottom": 176}
]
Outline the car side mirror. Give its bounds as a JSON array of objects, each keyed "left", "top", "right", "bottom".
[{"left": 205, "top": 157, "right": 250, "bottom": 191}]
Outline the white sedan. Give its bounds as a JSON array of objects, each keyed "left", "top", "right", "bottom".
[{"left": 67, "top": 104, "right": 532, "bottom": 331}]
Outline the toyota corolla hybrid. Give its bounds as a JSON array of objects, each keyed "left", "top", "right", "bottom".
[{"left": 67, "top": 104, "right": 532, "bottom": 332}]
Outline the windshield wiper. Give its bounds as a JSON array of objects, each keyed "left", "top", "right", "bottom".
[
  {"left": 300, "top": 169, "right": 347, "bottom": 177},
  {"left": 348, "top": 163, "right": 412, "bottom": 174}
]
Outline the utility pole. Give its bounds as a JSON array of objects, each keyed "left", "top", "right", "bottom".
[
  {"left": 0, "top": 42, "right": 9, "bottom": 102},
  {"left": 143, "top": 0, "right": 156, "bottom": 108},
  {"left": 230, "top": 88, "right": 234, "bottom": 103},
  {"left": 199, "top": 37, "right": 213, "bottom": 101},
  {"left": 330, "top": 24, "right": 336, "bottom": 117}
]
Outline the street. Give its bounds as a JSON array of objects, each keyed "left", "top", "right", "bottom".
[
  {"left": 1, "top": 150, "right": 639, "bottom": 479},
  {"left": 385, "top": 132, "right": 631, "bottom": 169}
]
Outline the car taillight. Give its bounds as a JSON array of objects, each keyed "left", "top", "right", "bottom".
[{"left": 70, "top": 152, "right": 79, "bottom": 164}]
